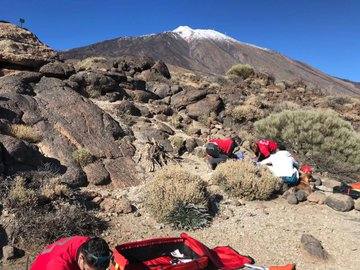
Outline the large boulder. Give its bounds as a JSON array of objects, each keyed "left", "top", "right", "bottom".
[
  {"left": 0, "top": 91, "right": 43, "bottom": 124},
  {"left": 0, "top": 22, "right": 57, "bottom": 68},
  {"left": 171, "top": 89, "right": 207, "bottom": 109},
  {"left": 0, "top": 135, "right": 43, "bottom": 166},
  {"left": 83, "top": 161, "right": 110, "bottom": 186},
  {"left": 114, "top": 56, "right": 155, "bottom": 72},
  {"left": 60, "top": 164, "right": 87, "bottom": 188},
  {"left": 124, "top": 89, "right": 159, "bottom": 103},
  {"left": 325, "top": 193, "right": 354, "bottom": 212},
  {"left": 40, "top": 61, "right": 75, "bottom": 79},
  {"left": 151, "top": 60, "right": 171, "bottom": 79},
  {"left": 33, "top": 77, "right": 138, "bottom": 187},
  {"left": 69, "top": 71, "right": 121, "bottom": 98},
  {"left": 114, "top": 100, "right": 141, "bottom": 116},
  {"left": 0, "top": 71, "right": 42, "bottom": 95},
  {"left": 186, "top": 94, "right": 223, "bottom": 120},
  {"left": 147, "top": 83, "right": 172, "bottom": 99},
  {"left": 74, "top": 57, "right": 114, "bottom": 72}
]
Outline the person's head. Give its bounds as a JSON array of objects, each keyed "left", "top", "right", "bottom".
[
  {"left": 77, "top": 237, "right": 112, "bottom": 270},
  {"left": 232, "top": 136, "right": 242, "bottom": 147}
]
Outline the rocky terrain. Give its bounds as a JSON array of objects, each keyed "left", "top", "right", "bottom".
[
  {"left": 1, "top": 22, "right": 360, "bottom": 270},
  {"left": 61, "top": 26, "right": 360, "bottom": 96}
]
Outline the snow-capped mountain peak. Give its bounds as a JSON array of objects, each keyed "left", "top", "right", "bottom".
[{"left": 172, "top": 26, "right": 237, "bottom": 42}]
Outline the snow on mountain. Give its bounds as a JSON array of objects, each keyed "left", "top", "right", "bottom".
[
  {"left": 172, "top": 26, "right": 269, "bottom": 51},
  {"left": 172, "top": 26, "right": 237, "bottom": 42}
]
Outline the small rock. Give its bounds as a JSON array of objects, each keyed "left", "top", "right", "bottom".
[
  {"left": 185, "top": 138, "right": 198, "bottom": 153},
  {"left": 354, "top": 199, "right": 360, "bottom": 211},
  {"left": 287, "top": 194, "right": 298, "bottom": 205},
  {"left": 314, "top": 178, "right": 322, "bottom": 187},
  {"left": 2, "top": 245, "right": 16, "bottom": 260},
  {"left": 325, "top": 193, "right": 354, "bottom": 212},
  {"left": 100, "top": 197, "right": 133, "bottom": 214},
  {"left": 307, "top": 191, "right": 327, "bottom": 204},
  {"left": 92, "top": 196, "right": 103, "bottom": 204},
  {"left": 321, "top": 178, "right": 341, "bottom": 189},
  {"left": 295, "top": 190, "right": 308, "bottom": 202},
  {"left": 155, "top": 223, "right": 165, "bottom": 230},
  {"left": 301, "top": 234, "right": 328, "bottom": 260}
]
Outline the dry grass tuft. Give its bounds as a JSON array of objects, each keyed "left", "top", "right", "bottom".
[
  {"left": 144, "top": 165, "right": 208, "bottom": 222},
  {"left": 8, "top": 124, "right": 42, "bottom": 143},
  {"left": 212, "top": 159, "right": 281, "bottom": 200},
  {"left": 41, "top": 178, "right": 69, "bottom": 200},
  {"left": 72, "top": 148, "right": 94, "bottom": 167},
  {"left": 9, "top": 176, "right": 37, "bottom": 207},
  {"left": 230, "top": 95, "right": 264, "bottom": 122}
]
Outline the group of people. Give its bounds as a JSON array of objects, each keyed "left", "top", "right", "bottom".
[
  {"left": 206, "top": 137, "right": 301, "bottom": 186},
  {"left": 30, "top": 137, "right": 301, "bottom": 270}
]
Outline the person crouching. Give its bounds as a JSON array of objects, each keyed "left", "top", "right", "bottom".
[{"left": 206, "top": 137, "right": 241, "bottom": 170}]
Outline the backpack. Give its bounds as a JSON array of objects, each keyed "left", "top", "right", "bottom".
[{"left": 110, "top": 233, "right": 253, "bottom": 270}]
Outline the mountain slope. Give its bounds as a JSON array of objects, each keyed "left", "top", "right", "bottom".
[{"left": 61, "top": 26, "right": 360, "bottom": 95}]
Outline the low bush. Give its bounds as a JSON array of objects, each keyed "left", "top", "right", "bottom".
[
  {"left": 226, "top": 64, "right": 254, "bottom": 79},
  {"left": 144, "top": 165, "right": 210, "bottom": 229},
  {"left": 230, "top": 95, "right": 264, "bottom": 122},
  {"left": 1, "top": 175, "right": 107, "bottom": 249},
  {"left": 212, "top": 159, "right": 281, "bottom": 200},
  {"left": 12, "top": 203, "right": 107, "bottom": 249},
  {"left": 8, "top": 124, "right": 42, "bottom": 143},
  {"left": 72, "top": 148, "right": 94, "bottom": 167},
  {"left": 255, "top": 109, "right": 360, "bottom": 179}
]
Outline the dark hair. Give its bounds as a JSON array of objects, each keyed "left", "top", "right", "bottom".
[{"left": 79, "top": 237, "right": 111, "bottom": 270}]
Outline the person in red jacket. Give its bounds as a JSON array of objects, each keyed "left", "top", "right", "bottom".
[
  {"left": 206, "top": 137, "right": 241, "bottom": 170},
  {"left": 251, "top": 139, "right": 278, "bottom": 161},
  {"left": 30, "top": 236, "right": 111, "bottom": 270}
]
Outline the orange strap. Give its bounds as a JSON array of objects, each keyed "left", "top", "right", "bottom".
[
  {"left": 269, "top": 264, "right": 296, "bottom": 270},
  {"left": 350, "top": 182, "right": 360, "bottom": 190}
]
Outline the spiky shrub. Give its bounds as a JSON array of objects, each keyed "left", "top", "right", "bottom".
[
  {"left": 144, "top": 165, "right": 209, "bottom": 227},
  {"left": 72, "top": 148, "right": 94, "bottom": 167},
  {"left": 8, "top": 176, "right": 37, "bottom": 207},
  {"left": 8, "top": 124, "right": 42, "bottom": 143},
  {"left": 226, "top": 64, "right": 254, "bottom": 79},
  {"left": 255, "top": 109, "right": 360, "bottom": 179},
  {"left": 212, "top": 159, "right": 281, "bottom": 200},
  {"left": 165, "top": 202, "right": 211, "bottom": 230}
]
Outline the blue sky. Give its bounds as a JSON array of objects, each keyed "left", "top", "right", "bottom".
[{"left": 1, "top": 0, "right": 359, "bottom": 81}]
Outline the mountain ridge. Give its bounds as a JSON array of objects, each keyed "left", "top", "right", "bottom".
[{"left": 61, "top": 26, "right": 360, "bottom": 96}]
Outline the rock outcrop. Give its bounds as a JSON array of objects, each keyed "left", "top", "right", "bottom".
[{"left": 0, "top": 22, "right": 57, "bottom": 69}]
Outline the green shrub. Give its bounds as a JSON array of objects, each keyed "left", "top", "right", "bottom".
[
  {"left": 255, "top": 109, "right": 360, "bottom": 178},
  {"left": 165, "top": 202, "right": 211, "bottom": 230},
  {"left": 226, "top": 64, "right": 254, "bottom": 79},
  {"left": 144, "top": 165, "right": 209, "bottom": 227},
  {"left": 72, "top": 148, "right": 94, "bottom": 167},
  {"left": 212, "top": 159, "right": 281, "bottom": 200}
]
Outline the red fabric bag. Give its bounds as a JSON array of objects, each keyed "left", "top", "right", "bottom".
[{"left": 111, "top": 233, "right": 253, "bottom": 270}]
